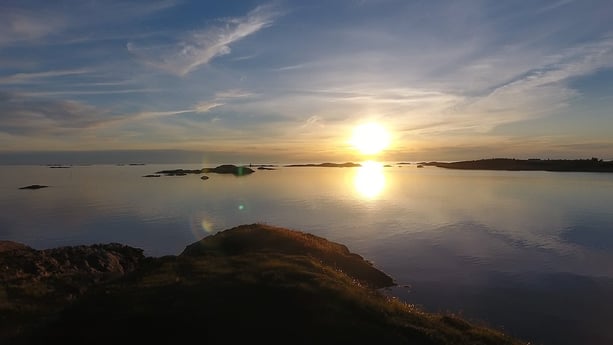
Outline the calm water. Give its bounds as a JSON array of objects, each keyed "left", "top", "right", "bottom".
[{"left": 2, "top": 163, "right": 613, "bottom": 345}]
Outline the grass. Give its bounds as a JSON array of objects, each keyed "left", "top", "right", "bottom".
[{"left": 4, "top": 224, "right": 527, "bottom": 344}]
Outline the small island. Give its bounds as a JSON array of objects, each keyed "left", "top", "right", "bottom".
[
  {"left": 18, "top": 184, "right": 48, "bottom": 190},
  {"left": 155, "top": 164, "right": 255, "bottom": 177},
  {"left": 285, "top": 162, "right": 362, "bottom": 168},
  {"left": 422, "top": 158, "right": 613, "bottom": 173},
  {"left": 0, "top": 224, "right": 523, "bottom": 344}
]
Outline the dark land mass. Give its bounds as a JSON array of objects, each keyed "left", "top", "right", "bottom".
[
  {"left": 249, "top": 164, "right": 278, "bottom": 167},
  {"left": 0, "top": 224, "right": 523, "bottom": 345},
  {"left": 422, "top": 158, "right": 613, "bottom": 172},
  {"left": 257, "top": 166, "right": 277, "bottom": 170},
  {"left": 155, "top": 169, "right": 201, "bottom": 176},
  {"left": 397, "top": 162, "right": 412, "bottom": 165},
  {"left": 48, "top": 166, "right": 70, "bottom": 169},
  {"left": 142, "top": 174, "right": 161, "bottom": 178},
  {"left": 18, "top": 185, "right": 48, "bottom": 190},
  {"left": 155, "top": 164, "right": 255, "bottom": 176},
  {"left": 285, "top": 162, "right": 362, "bottom": 168}
]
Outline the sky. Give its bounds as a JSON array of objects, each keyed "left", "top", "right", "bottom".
[{"left": 1, "top": 0, "right": 612, "bottom": 164}]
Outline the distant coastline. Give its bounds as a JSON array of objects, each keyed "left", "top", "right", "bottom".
[
  {"left": 285, "top": 162, "right": 361, "bottom": 168},
  {"left": 422, "top": 158, "right": 613, "bottom": 173}
]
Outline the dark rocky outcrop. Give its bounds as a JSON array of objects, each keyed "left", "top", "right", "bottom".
[
  {"left": 181, "top": 224, "right": 394, "bottom": 289},
  {"left": 142, "top": 174, "right": 161, "bottom": 178},
  {"left": 285, "top": 162, "right": 361, "bottom": 168},
  {"left": 155, "top": 165, "right": 254, "bottom": 177},
  {"left": 2, "top": 225, "right": 523, "bottom": 345},
  {"left": 0, "top": 242, "right": 143, "bottom": 282},
  {"left": 203, "top": 164, "right": 254, "bottom": 176},
  {"left": 18, "top": 185, "right": 48, "bottom": 190},
  {"left": 423, "top": 158, "right": 613, "bottom": 172},
  {"left": 155, "top": 169, "right": 203, "bottom": 176},
  {"left": 0, "top": 241, "right": 144, "bottom": 340}
]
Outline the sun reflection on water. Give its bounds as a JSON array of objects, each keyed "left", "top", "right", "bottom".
[{"left": 354, "top": 161, "right": 386, "bottom": 199}]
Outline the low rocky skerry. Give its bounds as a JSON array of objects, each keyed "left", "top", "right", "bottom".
[
  {"left": 155, "top": 164, "right": 255, "bottom": 176},
  {"left": 285, "top": 162, "right": 362, "bottom": 168}
]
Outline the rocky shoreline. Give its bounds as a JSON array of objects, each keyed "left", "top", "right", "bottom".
[{"left": 1, "top": 224, "right": 524, "bottom": 344}]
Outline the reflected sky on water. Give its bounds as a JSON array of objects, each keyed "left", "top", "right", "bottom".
[{"left": 1, "top": 163, "right": 613, "bottom": 344}]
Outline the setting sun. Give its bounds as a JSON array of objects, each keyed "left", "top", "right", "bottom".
[{"left": 350, "top": 123, "right": 390, "bottom": 155}]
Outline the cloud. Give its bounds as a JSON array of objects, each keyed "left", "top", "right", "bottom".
[
  {"left": 0, "top": 91, "right": 111, "bottom": 135},
  {"left": 21, "top": 89, "right": 158, "bottom": 96},
  {"left": 214, "top": 89, "right": 254, "bottom": 99},
  {"left": 535, "top": 0, "right": 574, "bottom": 14},
  {"left": 0, "top": 69, "right": 91, "bottom": 84},
  {"left": 0, "top": 7, "right": 65, "bottom": 46},
  {"left": 97, "top": 99, "right": 226, "bottom": 128},
  {"left": 127, "top": 4, "right": 279, "bottom": 76},
  {"left": 455, "top": 36, "right": 613, "bottom": 131},
  {"left": 194, "top": 101, "right": 223, "bottom": 113},
  {"left": 0, "top": 1, "right": 179, "bottom": 47},
  {"left": 301, "top": 115, "right": 324, "bottom": 128},
  {"left": 274, "top": 64, "right": 307, "bottom": 72}
]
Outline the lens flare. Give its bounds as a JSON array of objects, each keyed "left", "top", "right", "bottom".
[{"left": 190, "top": 213, "right": 215, "bottom": 241}]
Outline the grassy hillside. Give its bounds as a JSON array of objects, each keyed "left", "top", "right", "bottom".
[{"left": 3, "top": 224, "right": 526, "bottom": 344}]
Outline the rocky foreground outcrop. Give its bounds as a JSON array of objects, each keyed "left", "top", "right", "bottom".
[
  {"left": 0, "top": 241, "right": 143, "bottom": 340},
  {"left": 181, "top": 224, "right": 393, "bottom": 288},
  {"left": 1, "top": 225, "right": 524, "bottom": 345},
  {"left": 0, "top": 241, "right": 143, "bottom": 283}
]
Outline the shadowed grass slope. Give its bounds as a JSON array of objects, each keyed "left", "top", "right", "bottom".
[{"left": 12, "top": 224, "right": 525, "bottom": 345}]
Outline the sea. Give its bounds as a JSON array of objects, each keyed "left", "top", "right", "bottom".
[{"left": 1, "top": 162, "right": 613, "bottom": 345}]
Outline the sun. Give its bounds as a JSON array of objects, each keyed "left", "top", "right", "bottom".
[{"left": 350, "top": 122, "right": 390, "bottom": 155}]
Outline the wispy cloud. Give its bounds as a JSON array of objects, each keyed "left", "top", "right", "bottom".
[
  {"left": 214, "top": 89, "right": 254, "bottom": 99},
  {"left": 456, "top": 36, "right": 613, "bottom": 131},
  {"left": 274, "top": 64, "right": 307, "bottom": 72},
  {"left": 535, "top": 0, "right": 574, "bottom": 14},
  {"left": 127, "top": 4, "right": 279, "bottom": 76},
  {"left": 194, "top": 101, "right": 223, "bottom": 113},
  {"left": 99, "top": 99, "right": 226, "bottom": 128},
  {"left": 0, "top": 91, "right": 111, "bottom": 135},
  {"left": 0, "top": 69, "right": 91, "bottom": 84},
  {"left": 301, "top": 115, "right": 324, "bottom": 129},
  {"left": 0, "top": 7, "right": 65, "bottom": 46},
  {"left": 22, "top": 89, "right": 159, "bottom": 96},
  {"left": 0, "top": 1, "right": 180, "bottom": 47}
]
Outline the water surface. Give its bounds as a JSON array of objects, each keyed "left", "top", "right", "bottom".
[{"left": 1, "top": 164, "right": 613, "bottom": 345}]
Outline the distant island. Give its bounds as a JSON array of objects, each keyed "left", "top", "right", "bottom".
[
  {"left": 18, "top": 184, "right": 48, "bottom": 190},
  {"left": 154, "top": 164, "right": 255, "bottom": 176},
  {"left": 0, "top": 224, "right": 522, "bottom": 344},
  {"left": 422, "top": 158, "right": 613, "bottom": 173},
  {"left": 285, "top": 162, "right": 361, "bottom": 168}
]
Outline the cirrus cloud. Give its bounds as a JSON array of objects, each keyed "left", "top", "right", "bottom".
[{"left": 127, "top": 4, "right": 280, "bottom": 76}]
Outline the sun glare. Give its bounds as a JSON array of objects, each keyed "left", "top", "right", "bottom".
[
  {"left": 354, "top": 161, "right": 386, "bottom": 199},
  {"left": 350, "top": 123, "right": 390, "bottom": 155}
]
